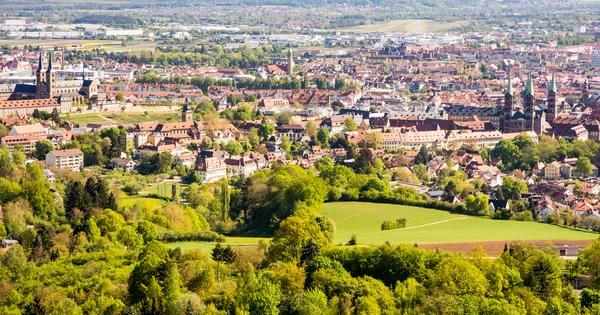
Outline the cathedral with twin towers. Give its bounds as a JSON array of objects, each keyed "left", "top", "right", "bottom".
[{"left": 501, "top": 72, "right": 559, "bottom": 134}]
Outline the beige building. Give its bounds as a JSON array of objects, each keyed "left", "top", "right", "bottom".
[
  {"left": 544, "top": 161, "right": 561, "bottom": 179},
  {"left": 46, "top": 149, "right": 84, "bottom": 171}
]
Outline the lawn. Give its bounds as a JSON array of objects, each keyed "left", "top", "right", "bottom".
[
  {"left": 340, "top": 19, "right": 468, "bottom": 33},
  {"left": 166, "top": 237, "right": 269, "bottom": 252},
  {"left": 63, "top": 111, "right": 181, "bottom": 125},
  {"left": 321, "top": 202, "right": 599, "bottom": 245},
  {"left": 118, "top": 192, "right": 168, "bottom": 209}
]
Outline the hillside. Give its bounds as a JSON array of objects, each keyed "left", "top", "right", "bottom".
[{"left": 322, "top": 202, "right": 598, "bottom": 245}]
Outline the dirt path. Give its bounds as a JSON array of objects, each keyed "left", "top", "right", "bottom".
[
  {"left": 397, "top": 217, "right": 468, "bottom": 230},
  {"left": 98, "top": 115, "right": 117, "bottom": 123}
]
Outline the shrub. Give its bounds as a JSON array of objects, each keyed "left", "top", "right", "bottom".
[
  {"left": 381, "top": 218, "right": 407, "bottom": 230},
  {"left": 346, "top": 234, "right": 357, "bottom": 246},
  {"left": 511, "top": 211, "right": 533, "bottom": 222},
  {"left": 159, "top": 230, "right": 225, "bottom": 243}
]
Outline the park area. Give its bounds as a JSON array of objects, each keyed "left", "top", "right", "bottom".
[
  {"left": 63, "top": 111, "right": 181, "bottom": 125},
  {"left": 321, "top": 202, "right": 599, "bottom": 253}
]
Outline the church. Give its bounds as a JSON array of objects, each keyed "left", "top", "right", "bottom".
[
  {"left": 10, "top": 50, "right": 102, "bottom": 104},
  {"left": 501, "top": 73, "right": 556, "bottom": 134},
  {"left": 0, "top": 49, "right": 104, "bottom": 117}
]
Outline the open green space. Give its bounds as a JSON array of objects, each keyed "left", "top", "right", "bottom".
[
  {"left": 340, "top": 19, "right": 468, "bottom": 33},
  {"left": 63, "top": 111, "right": 181, "bottom": 125},
  {"left": 166, "top": 237, "right": 269, "bottom": 252},
  {"left": 118, "top": 191, "right": 168, "bottom": 209},
  {"left": 321, "top": 202, "right": 599, "bottom": 245}
]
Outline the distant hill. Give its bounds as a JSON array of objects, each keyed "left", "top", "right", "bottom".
[{"left": 3, "top": 0, "right": 545, "bottom": 10}]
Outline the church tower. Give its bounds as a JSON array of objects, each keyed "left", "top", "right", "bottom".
[
  {"left": 45, "top": 51, "right": 56, "bottom": 98},
  {"left": 287, "top": 48, "right": 294, "bottom": 76},
  {"left": 36, "top": 49, "right": 45, "bottom": 99},
  {"left": 182, "top": 99, "right": 192, "bottom": 122},
  {"left": 547, "top": 73, "right": 557, "bottom": 122},
  {"left": 582, "top": 80, "right": 590, "bottom": 105},
  {"left": 523, "top": 73, "right": 535, "bottom": 128},
  {"left": 502, "top": 74, "right": 514, "bottom": 132}
]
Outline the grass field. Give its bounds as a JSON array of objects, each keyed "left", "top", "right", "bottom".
[
  {"left": 166, "top": 237, "right": 269, "bottom": 252},
  {"left": 340, "top": 19, "right": 468, "bottom": 33},
  {"left": 63, "top": 111, "right": 181, "bottom": 125},
  {"left": 322, "top": 202, "right": 599, "bottom": 245},
  {"left": 118, "top": 192, "right": 168, "bottom": 209}
]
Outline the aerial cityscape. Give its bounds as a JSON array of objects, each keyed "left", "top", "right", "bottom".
[{"left": 4, "top": 0, "right": 600, "bottom": 313}]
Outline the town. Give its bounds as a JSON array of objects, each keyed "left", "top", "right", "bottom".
[{"left": 4, "top": 0, "right": 600, "bottom": 314}]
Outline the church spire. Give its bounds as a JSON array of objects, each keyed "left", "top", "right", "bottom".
[
  {"left": 548, "top": 73, "right": 557, "bottom": 93},
  {"left": 46, "top": 51, "right": 54, "bottom": 73},
  {"left": 524, "top": 73, "right": 534, "bottom": 97},
  {"left": 36, "top": 48, "right": 43, "bottom": 73},
  {"left": 505, "top": 74, "right": 513, "bottom": 95}
]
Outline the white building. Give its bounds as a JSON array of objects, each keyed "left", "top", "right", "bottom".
[{"left": 46, "top": 149, "right": 84, "bottom": 171}]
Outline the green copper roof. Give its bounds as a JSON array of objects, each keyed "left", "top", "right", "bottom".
[
  {"left": 524, "top": 73, "right": 534, "bottom": 97},
  {"left": 505, "top": 74, "right": 513, "bottom": 95},
  {"left": 548, "top": 73, "right": 557, "bottom": 93}
]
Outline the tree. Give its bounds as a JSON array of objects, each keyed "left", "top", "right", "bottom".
[
  {"left": 115, "top": 92, "right": 125, "bottom": 102},
  {"left": 305, "top": 121, "right": 317, "bottom": 138},
  {"left": 268, "top": 213, "right": 329, "bottom": 263},
  {"left": 248, "top": 127, "right": 261, "bottom": 149},
  {"left": 411, "top": 164, "right": 430, "bottom": 183},
  {"left": 525, "top": 253, "right": 563, "bottom": 301},
  {"left": 151, "top": 151, "right": 173, "bottom": 174},
  {"left": 414, "top": 146, "right": 430, "bottom": 165},
  {"left": 492, "top": 140, "right": 522, "bottom": 170},
  {"left": 117, "top": 225, "right": 143, "bottom": 250},
  {"left": 211, "top": 242, "right": 226, "bottom": 282},
  {"left": 0, "top": 124, "right": 8, "bottom": 138},
  {"left": 224, "top": 140, "right": 244, "bottom": 156},
  {"left": 443, "top": 181, "right": 458, "bottom": 202},
  {"left": 51, "top": 107, "right": 61, "bottom": 123},
  {"left": 186, "top": 142, "right": 198, "bottom": 152},
  {"left": 258, "top": 124, "right": 275, "bottom": 140},
  {"left": 501, "top": 177, "right": 528, "bottom": 200},
  {"left": 577, "top": 157, "right": 593, "bottom": 177},
  {"left": 22, "top": 180, "right": 55, "bottom": 219},
  {"left": 137, "top": 220, "right": 159, "bottom": 244},
  {"left": 316, "top": 128, "right": 330, "bottom": 147},
  {"left": 33, "top": 139, "right": 54, "bottom": 161},
  {"left": 223, "top": 246, "right": 237, "bottom": 278},
  {"left": 343, "top": 118, "right": 357, "bottom": 132},
  {"left": 246, "top": 277, "right": 281, "bottom": 315},
  {"left": 300, "top": 238, "right": 320, "bottom": 266},
  {"left": 465, "top": 195, "right": 489, "bottom": 216},
  {"left": 0, "top": 148, "right": 13, "bottom": 178}
]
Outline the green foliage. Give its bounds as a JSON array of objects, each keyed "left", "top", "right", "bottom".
[
  {"left": 33, "top": 139, "right": 54, "bottom": 161},
  {"left": 381, "top": 218, "right": 407, "bottom": 230}
]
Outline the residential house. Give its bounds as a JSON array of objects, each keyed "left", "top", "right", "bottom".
[
  {"left": 545, "top": 161, "right": 561, "bottom": 179},
  {"left": 225, "top": 156, "right": 258, "bottom": 178},
  {"left": 46, "top": 149, "right": 84, "bottom": 171},
  {"left": 109, "top": 158, "right": 138, "bottom": 172},
  {"left": 195, "top": 150, "right": 227, "bottom": 183},
  {"left": 276, "top": 124, "right": 306, "bottom": 142}
]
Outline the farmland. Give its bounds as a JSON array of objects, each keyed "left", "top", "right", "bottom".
[{"left": 321, "top": 202, "right": 598, "bottom": 245}]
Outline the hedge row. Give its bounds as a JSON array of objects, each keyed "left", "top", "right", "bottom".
[{"left": 159, "top": 230, "right": 225, "bottom": 243}]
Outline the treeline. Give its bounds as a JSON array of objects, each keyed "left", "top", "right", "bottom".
[
  {"left": 491, "top": 134, "right": 599, "bottom": 173},
  {"left": 72, "top": 14, "right": 143, "bottom": 27}
]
